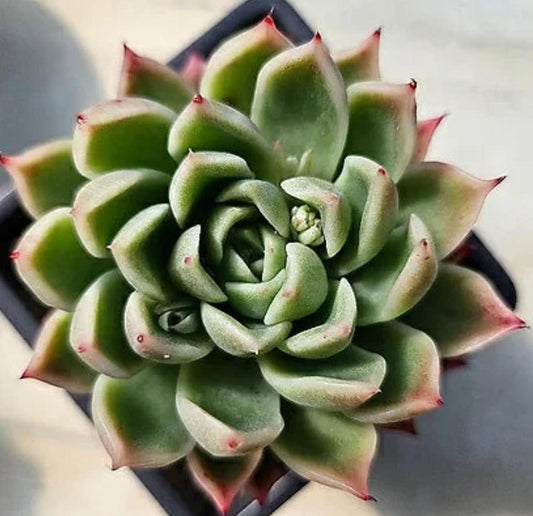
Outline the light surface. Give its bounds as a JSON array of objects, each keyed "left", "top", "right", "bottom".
[{"left": 0, "top": 1, "right": 532, "bottom": 515}]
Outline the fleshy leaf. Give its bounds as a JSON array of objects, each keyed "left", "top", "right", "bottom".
[
  {"left": 403, "top": 263, "right": 526, "bottom": 357},
  {"left": 200, "top": 303, "right": 291, "bottom": 356},
  {"left": 260, "top": 226, "right": 287, "bottom": 281},
  {"left": 72, "top": 169, "right": 169, "bottom": 257},
  {"left": 177, "top": 352, "right": 283, "bottom": 457},
  {"left": 169, "top": 225, "right": 227, "bottom": 303},
  {"left": 119, "top": 45, "right": 193, "bottom": 112},
  {"left": 111, "top": 204, "right": 179, "bottom": 303},
  {"left": 264, "top": 243, "right": 328, "bottom": 325},
  {"left": 281, "top": 177, "right": 351, "bottom": 257},
  {"left": 168, "top": 96, "right": 277, "bottom": 183},
  {"left": 343, "top": 81, "right": 417, "bottom": 182},
  {"left": 70, "top": 270, "right": 142, "bottom": 378},
  {"left": 251, "top": 34, "right": 348, "bottom": 180},
  {"left": 169, "top": 151, "right": 253, "bottom": 228},
  {"left": 333, "top": 28, "right": 381, "bottom": 86},
  {"left": 352, "top": 215, "right": 437, "bottom": 325},
  {"left": 271, "top": 403, "right": 377, "bottom": 500},
  {"left": 180, "top": 52, "right": 206, "bottom": 89},
  {"left": 397, "top": 161, "right": 501, "bottom": 258},
  {"left": 217, "top": 179, "right": 290, "bottom": 238},
  {"left": 92, "top": 365, "right": 194, "bottom": 469},
  {"left": 279, "top": 279, "right": 357, "bottom": 359},
  {"left": 259, "top": 345, "right": 385, "bottom": 411},
  {"left": 1, "top": 139, "right": 84, "bottom": 218},
  {"left": 124, "top": 292, "right": 214, "bottom": 363},
  {"left": 22, "top": 310, "right": 96, "bottom": 393},
  {"left": 347, "top": 321, "right": 441, "bottom": 424},
  {"left": 13, "top": 208, "right": 111, "bottom": 310},
  {"left": 73, "top": 98, "right": 176, "bottom": 177},
  {"left": 330, "top": 156, "right": 398, "bottom": 275},
  {"left": 200, "top": 14, "right": 291, "bottom": 114},
  {"left": 413, "top": 114, "right": 446, "bottom": 162},
  {"left": 188, "top": 448, "right": 261, "bottom": 515}
]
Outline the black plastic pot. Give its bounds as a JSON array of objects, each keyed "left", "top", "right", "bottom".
[{"left": 0, "top": 0, "right": 517, "bottom": 515}]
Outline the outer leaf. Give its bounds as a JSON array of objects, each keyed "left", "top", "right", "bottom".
[
  {"left": 22, "top": 310, "right": 96, "bottom": 393},
  {"left": 73, "top": 98, "right": 176, "bottom": 177},
  {"left": 72, "top": 169, "right": 169, "bottom": 257},
  {"left": 169, "top": 225, "right": 227, "bottom": 303},
  {"left": 177, "top": 352, "right": 283, "bottom": 457},
  {"left": 200, "top": 303, "right": 291, "bottom": 356},
  {"left": 404, "top": 263, "right": 526, "bottom": 357},
  {"left": 168, "top": 96, "right": 277, "bottom": 183},
  {"left": 413, "top": 114, "right": 446, "bottom": 162},
  {"left": 281, "top": 177, "right": 351, "bottom": 257},
  {"left": 259, "top": 346, "right": 385, "bottom": 411},
  {"left": 1, "top": 140, "right": 84, "bottom": 218},
  {"left": 271, "top": 404, "right": 377, "bottom": 500},
  {"left": 333, "top": 28, "right": 381, "bottom": 86},
  {"left": 348, "top": 321, "right": 441, "bottom": 424},
  {"left": 70, "top": 270, "right": 142, "bottom": 378},
  {"left": 217, "top": 179, "right": 290, "bottom": 238},
  {"left": 111, "top": 204, "right": 179, "bottom": 303},
  {"left": 279, "top": 279, "right": 357, "bottom": 359},
  {"left": 397, "top": 161, "right": 501, "bottom": 258},
  {"left": 119, "top": 45, "right": 193, "bottom": 112},
  {"left": 92, "top": 365, "right": 194, "bottom": 469},
  {"left": 264, "top": 243, "right": 328, "bottom": 325},
  {"left": 188, "top": 448, "right": 262, "bottom": 515},
  {"left": 343, "top": 81, "right": 417, "bottom": 182},
  {"left": 169, "top": 151, "right": 253, "bottom": 228},
  {"left": 352, "top": 215, "right": 437, "bottom": 325},
  {"left": 251, "top": 35, "right": 348, "bottom": 180},
  {"left": 13, "top": 208, "right": 111, "bottom": 310},
  {"left": 124, "top": 292, "right": 214, "bottom": 363},
  {"left": 330, "top": 156, "right": 398, "bottom": 275},
  {"left": 200, "top": 14, "right": 291, "bottom": 114}
]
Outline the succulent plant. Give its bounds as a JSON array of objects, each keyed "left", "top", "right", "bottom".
[{"left": 3, "top": 14, "right": 526, "bottom": 513}]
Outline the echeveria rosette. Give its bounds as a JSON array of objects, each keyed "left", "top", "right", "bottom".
[{"left": 3, "top": 14, "right": 526, "bottom": 513}]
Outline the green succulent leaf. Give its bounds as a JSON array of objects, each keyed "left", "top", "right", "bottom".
[
  {"left": 343, "top": 81, "right": 417, "bottom": 182},
  {"left": 92, "top": 365, "right": 194, "bottom": 469},
  {"left": 251, "top": 35, "right": 348, "bottom": 181},
  {"left": 1, "top": 140, "right": 85, "bottom": 218},
  {"left": 119, "top": 45, "right": 193, "bottom": 112},
  {"left": 279, "top": 279, "right": 357, "bottom": 359},
  {"left": 352, "top": 215, "right": 437, "bottom": 325},
  {"left": 22, "top": 310, "right": 96, "bottom": 393},
  {"left": 259, "top": 226, "right": 287, "bottom": 281},
  {"left": 333, "top": 29, "right": 381, "bottom": 86},
  {"left": 177, "top": 352, "right": 283, "bottom": 457},
  {"left": 70, "top": 270, "right": 142, "bottom": 378},
  {"left": 72, "top": 169, "right": 170, "bottom": 257},
  {"left": 111, "top": 204, "right": 179, "bottom": 303},
  {"left": 200, "top": 15, "right": 291, "bottom": 115},
  {"left": 187, "top": 448, "right": 262, "bottom": 515},
  {"left": 330, "top": 156, "right": 398, "bottom": 275},
  {"left": 264, "top": 243, "right": 328, "bottom": 325},
  {"left": 281, "top": 177, "right": 352, "bottom": 257},
  {"left": 259, "top": 345, "right": 385, "bottom": 411},
  {"left": 168, "top": 96, "right": 278, "bottom": 183},
  {"left": 404, "top": 263, "right": 526, "bottom": 357},
  {"left": 347, "top": 321, "right": 441, "bottom": 424},
  {"left": 73, "top": 98, "right": 176, "bottom": 177},
  {"left": 124, "top": 292, "right": 214, "bottom": 363},
  {"left": 413, "top": 115, "right": 446, "bottom": 162},
  {"left": 200, "top": 303, "right": 291, "bottom": 357},
  {"left": 397, "top": 161, "right": 499, "bottom": 258},
  {"left": 169, "top": 151, "right": 253, "bottom": 228},
  {"left": 271, "top": 403, "right": 377, "bottom": 500},
  {"left": 13, "top": 208, "right": 111, "bottom": 310},
  {"left": 217, "top": 179, "right": 290, "bottom": 238}
]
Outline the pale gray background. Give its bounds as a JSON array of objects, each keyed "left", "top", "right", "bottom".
[{"left": 0, "top": 1, "right": 531, "bottom": 515}]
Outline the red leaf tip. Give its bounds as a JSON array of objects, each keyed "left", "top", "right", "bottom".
[
  {"left": 20, "top": 368, "right": 32, "bottom": 380},
  {"left": 0, "top": 152, "right": 11, "bottom": 166},
  {"left": 361, "top": 493, "right": 377, "bottom": 502},
  {"left": 262, "top": 11, "right": 275, "bottom": 27},
  {"left": 377, "top": 167, "right": 386, "bottom": 176},
  {"left": 408, "top": 78, "right": 418, "bottom": 91},
  {"left": 227, "top": 438, "right": 240, "bottom": 450},
  {"left": 373, "top": 26, "right": 383, "bottom": 39},
  {"left": 9, "top": 250, "right": 20, "bottom": 260},
  {"left": 313, "top": 31, "right": 322, "bottom": 43},
  {"left": 192, "top": 93, "right": 204, "bottom": 105},
  {"left": 136, "top": 334, "right": 144, "bottom": 343},
  {"left": 490, "top": 175, "right": 506, "bottom": 190},
  {"left": 436, "top": 397, "right": 445, "bottom": 407},
  {"left": 76, "top": 113, "right": 87, "bottom": 125}
]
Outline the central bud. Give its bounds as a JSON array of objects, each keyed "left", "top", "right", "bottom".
[
  {"left": 290, "top": 205, "right": 324, "bottom": 247},
  {"left": 157, "top": 302, "right": 201, "bottom": 334}
]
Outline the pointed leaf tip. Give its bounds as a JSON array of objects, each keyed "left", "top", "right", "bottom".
[
  {"left": 262, "top": 13, "right": 275, "bottom": 26},
  {"left": 9, "top": 250, "right": 20, "bottom": 260},
  {"left": 0, "top": 152, "right": 10, "bottom": 166},
  {"left": 373, "top": 27, "right": 382, "bottom": 38},
  {"left": 313, "top": 31, "right": 322, "bottom": 43},
  {"left": 192, "top": 93, "right": 204, "bottom": 104},
  {"left": 408, "top": 78, "right": 417, "bottom": 91},
  {"left": 490, "top": 175, "right": 506, "bottom": 189}
]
